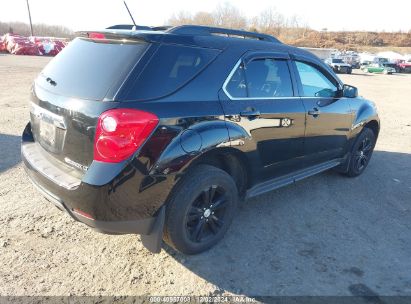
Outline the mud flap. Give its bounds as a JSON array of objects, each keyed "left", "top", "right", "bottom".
[
  {"left": 141, "top": 206, "right": 165, "bottom": 253},
  {"left": 334, "top": 152, "right": 351, "bottom": 173}
]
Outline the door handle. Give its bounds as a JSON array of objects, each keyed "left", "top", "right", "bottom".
[
  {"left": 240, "top": 109, "right": 260, "bottom": 118},
  {"left": 308, "top": 108, "right": 321, "bottom": 117}
]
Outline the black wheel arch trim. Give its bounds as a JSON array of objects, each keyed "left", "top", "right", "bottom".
[
  {"left": 153, "top": 120, "right": 231, "bottom": 174},
  {"left": 350, "top": 100, "right": 380, "bottom": 138}
]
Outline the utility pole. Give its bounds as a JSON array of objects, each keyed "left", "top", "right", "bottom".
[{"left": 26, "top": 0, "right": 34, "bottom": 36}]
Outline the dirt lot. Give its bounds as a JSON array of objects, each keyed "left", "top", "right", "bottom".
[{"left": 0, "top": 54, "right": 410, "bottom": 297}]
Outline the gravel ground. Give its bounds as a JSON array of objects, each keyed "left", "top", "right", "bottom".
[{"left": 0, "top": 54, "right": 410, "bottom": 297}]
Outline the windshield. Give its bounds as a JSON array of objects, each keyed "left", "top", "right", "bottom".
[
  {"left": 332, "top": 59, "right": 344, "bottom": 63},
  {"left": 37, "top": 38, "right": 148, "bottom": 100}
]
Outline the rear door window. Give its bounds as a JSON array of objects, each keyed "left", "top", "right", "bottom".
[
  {"left": 37, "top": 38, "right": 148, "bottom": 100},
  {"left": 245, "top": 59, "right": 294, "bottom": 98},
  {"left": 122, "top": 44, "right": 220, "bottom": 100},
  {"left": 225, "top": 58, "right": 294, "bottom": 98}
]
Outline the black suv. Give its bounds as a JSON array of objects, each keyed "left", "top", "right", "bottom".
[{"left": 22, "top": 25, "right": 379, "bottom": 255}]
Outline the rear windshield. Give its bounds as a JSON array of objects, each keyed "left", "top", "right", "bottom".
[
  {"left": 120, "top": 44, "right": 220, "bottom": 100},
  {"left": 37, "top": 38, "right": 148, "bottom": 100}
]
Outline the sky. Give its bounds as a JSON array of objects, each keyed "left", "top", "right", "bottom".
[{"left": 1, "top": 0, "right": 411, "bottom": 32}]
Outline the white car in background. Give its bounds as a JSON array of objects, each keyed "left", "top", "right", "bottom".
[{"left": 324, "top": 58, "right": 352, "bottom": 74}]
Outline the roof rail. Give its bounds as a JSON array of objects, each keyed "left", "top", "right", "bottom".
[
  {"left": 152, "top": 26, "right": 173, "bottom": 31},
  {"left": 167, "top": 25, "right": 280, "bottom": 43},
  {"left": 106, "top": 24, "right": 152, "bottom": 30},
  {"left": 106, "top": 25, "right": 170, "bottom": 31}
]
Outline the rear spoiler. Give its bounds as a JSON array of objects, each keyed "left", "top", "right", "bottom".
[
  {"left": 75, "top": 29, "right": 163, "bottom": 43},
  {"left": 76, "top": 25, "right": 172, "bottom": 42}
]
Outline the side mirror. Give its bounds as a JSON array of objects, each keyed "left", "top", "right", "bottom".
[{"left": 343, "top": 84, "right": 358, "bottom": 98}]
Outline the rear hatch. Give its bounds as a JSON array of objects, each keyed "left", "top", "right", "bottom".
[{"left": 30, "top": 36, "right": 149, "bottom": 175}]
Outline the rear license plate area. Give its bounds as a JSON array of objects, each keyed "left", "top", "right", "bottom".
[
  {"left": 30, "top": 103, "right": 67, "bottom": 153},
  {"left": 39, "top": 119, "right": 57, "bottom": 146}
]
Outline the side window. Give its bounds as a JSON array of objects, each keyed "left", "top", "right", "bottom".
[
  {"left": 225, "top": 58, "right": 294, "bottom": 99},
  {"left": 124, "top": 44, "right": 220, "bottom": 100},
  {"left": 245, "top": 59, "right": 293, "bottom": 98},
  {"left": 295, "top": 61, "right": 339, "bottom": 98}
]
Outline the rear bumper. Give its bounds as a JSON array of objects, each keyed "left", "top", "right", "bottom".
[
  {"left": 21, "top": 122, "right": 173, "bottom": 238},
  {"left": 27, "top": 174, "right": 156, "bottom": 235},
  {"left": 26, "top": 166, "right": 165, "bottom": 252}
]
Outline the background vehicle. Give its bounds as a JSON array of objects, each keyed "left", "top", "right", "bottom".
[
  {"left": 372, "top": 57, "right": 400, "bottom": 72},
  {"left": 398, "top": 59, "right": 411, "bottom": 73},
  {"left": 324, "top": 58, "right": 352, "bottom": 74},
  {"left": 373, "top": 57, "right": 389, "bottom": 64},
  {"left": 383, "top": 62, "right": 400, "bottom": 73},
  {"left": 360, "top": 60, "right": 372, "bottom": 69},
  {"left": 362, "top": 62, "right": 396, "bottom": 74},
  {"left": 349, "top": 61, "right": 361, "bottom": 69},
  {"left": 21, "top": 25, "right": 379, "bottom": 255},
  {"left": 341, "top": 54, "right": 361, "bottom": 69}
]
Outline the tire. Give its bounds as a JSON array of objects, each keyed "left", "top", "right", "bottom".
[
  {"left": 344, "top": 128, "right": 376, "bottom": 177},
  {"left": 164, "top": 164, "right": 238, "bottom": 254}
]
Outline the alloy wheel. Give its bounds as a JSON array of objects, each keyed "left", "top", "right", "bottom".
[
  {"left": 354, "top": 136, "right": 373, "bottom": 172},
  {"left": 185, "top": 185, "right": 228, "bottom": 243}
]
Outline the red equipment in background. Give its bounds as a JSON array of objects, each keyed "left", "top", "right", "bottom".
[{"left": 0, "top": 33, "right": 68, "bottom": 56}]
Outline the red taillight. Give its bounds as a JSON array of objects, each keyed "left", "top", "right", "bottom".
[
  {"left": 88, "top": 32, "right": 106, "bottom": 39},
  {"left": 94, "top": 109, "right": 159, "bottom": 163}
]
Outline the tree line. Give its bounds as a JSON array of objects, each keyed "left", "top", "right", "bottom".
[
  {"left": 0, "top": 21, "right": 73, "bottom": 38},
  {"left": 2, "top": 3, "right": 411, "bottom": 49},
  {"left": 168, "top": 3, "right": 411, "bottom": 49}
]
